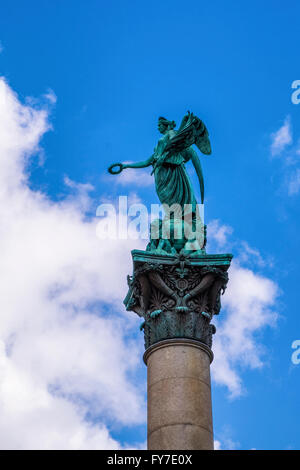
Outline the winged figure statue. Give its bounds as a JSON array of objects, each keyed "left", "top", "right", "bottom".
[
  {"left": 108, "top": 111, "right": 211, "bottom": 253},
  {"left": 108, "top": 111, "right": 211, "bottom": 207}
]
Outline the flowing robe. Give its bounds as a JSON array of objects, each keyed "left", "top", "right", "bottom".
[{"left": 153, "top": 130, "right": 198, "bottom": 212}]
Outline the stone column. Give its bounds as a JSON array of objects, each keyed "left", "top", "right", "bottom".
[
  {"left": 124, "top": 250, "right": 232, "bottom": 451},
  {"left": 144, "top": 339, "right": 214, "bottom": 450}
]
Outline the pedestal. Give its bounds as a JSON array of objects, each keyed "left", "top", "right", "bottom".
[{"left": 124, "top": 250, "right": 232, "bottom": 450}]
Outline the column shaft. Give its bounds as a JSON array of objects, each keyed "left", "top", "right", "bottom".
[{"left": 144, "top": 339, "right": 214, "bottom": 450}]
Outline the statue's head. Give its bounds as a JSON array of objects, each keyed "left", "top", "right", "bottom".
[{"left": 158, "top": 117, "right": 176, "bottom": 134}]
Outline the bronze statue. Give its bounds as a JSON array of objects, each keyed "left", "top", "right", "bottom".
[{"left": 108, "top": 111, "right": 211, "bottom": 207}]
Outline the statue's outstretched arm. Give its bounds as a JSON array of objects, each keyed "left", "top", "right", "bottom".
[
  {"left": 108, "top": 155, "right": 153, "bottom": 175},
  {"left": 191, "top": 151, "right": 205, "bottom": 204},
  {"left": 124, "top": 155, "right": 154, "bottom": 169}
]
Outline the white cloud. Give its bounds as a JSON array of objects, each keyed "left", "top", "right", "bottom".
[
  {"left": 63, "top": 175, "right": 95, "bottom": 211},
  {"left": 43, "top": 88, "right": 57, "bottom": 104},
  {"left": 214, "top": 440, "right": 222, "bottom": 450},
  {"left": 212, "top": 261, "right": 278, "bottom": 396},
  {"left": 237, "top": 241, "right": 269, "bottom": 268},
  {"left": 207, "top": 220, "right": 233, "bottom": 251},
  {"left": 269, "top": 117, "right": 300, "bottom": 196},
  {"left": 270, "top": 116, "right": 292, "bottom": 156},
  {"left": 0, "top": 338, "right": 121, "bottom": 450},
  {"left": 288, "top": 168, "right": 300, "bottom": 195},
  {"left": 214, "top": 435, "right": 240, "bottom": 450},
  {"left": 0, "top": 77, "right": 146, "bottom": 449},
  {"left": 208, "top": 221, "right": 279, "bottom": 397}
]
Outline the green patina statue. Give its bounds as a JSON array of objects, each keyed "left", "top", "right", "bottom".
[
  {"left": 108, "top": 111, "right": 211, "bottom": 254},
  {"left": 108, "top": 111, "right": 211, "bottom": 208}
]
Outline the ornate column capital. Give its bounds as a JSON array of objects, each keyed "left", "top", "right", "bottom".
[{"left": 124, "top": 250, "right": 232, "bottom": 352}]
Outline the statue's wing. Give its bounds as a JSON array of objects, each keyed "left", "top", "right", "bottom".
[{"left": 164, "top": 111, "right": 211, "bottom": 157}]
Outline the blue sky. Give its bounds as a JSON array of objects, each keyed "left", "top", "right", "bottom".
[{"left": 0, "top": 0, "right": 300, "bottom": 450}]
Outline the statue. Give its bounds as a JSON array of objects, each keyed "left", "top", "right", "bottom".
[
  {"left": 108, "top": 112, "right": 211, "bottom": 254},
  {"left": 107, "top": 111, "right": 232, "bottom": 350},
  {"left": 108, "top": 111, "right": 211, "bottom": 206}
]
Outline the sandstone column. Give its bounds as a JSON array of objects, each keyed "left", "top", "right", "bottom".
[{"left": 144, "top": 339, "right": 214, "bottom": 450}]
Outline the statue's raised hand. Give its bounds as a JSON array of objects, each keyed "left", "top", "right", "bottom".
[{"left": 108, "top": 163, "right": 124, "bottom": 175}]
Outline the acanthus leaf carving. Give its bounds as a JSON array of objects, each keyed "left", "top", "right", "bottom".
[{"left": 124, "top": 251, "right": 232, "bottom": 349}]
